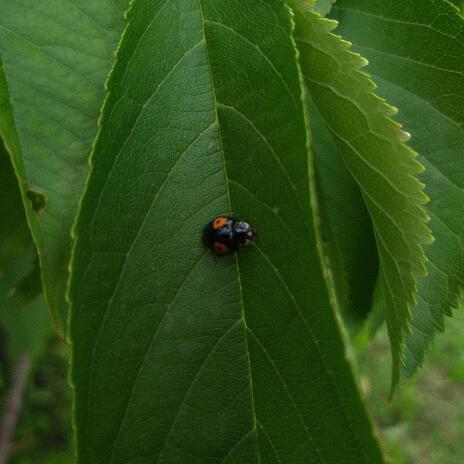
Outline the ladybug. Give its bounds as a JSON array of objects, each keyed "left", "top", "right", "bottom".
[{"left": 203, "top": 216, "right": 256, "bottom": 256}]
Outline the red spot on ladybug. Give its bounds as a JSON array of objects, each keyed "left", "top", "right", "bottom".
[
  {"left": 214, "top": 242, "right": 229, "bottom": 255},
  {"left": 213, "top": 216, "right": 228, "bottom": 230}
]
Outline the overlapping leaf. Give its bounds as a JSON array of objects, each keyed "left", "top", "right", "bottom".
[
  {"left": 69, "top": 0, "right": 384, "bottom": 462},
  {"left": 0, "top": 143, "right": 49, "bottom": 361},
  {"left": 288, "top": 0, "right": 433, "bottom": 390},
  {"left": 311, "top": 0, "right": 336, "bottom": 17},
  {"left": 0, "top": 0, "right": 130, "bottom": 330},
  {"left": 310, "top": 101, "right": 378, "bottom": 328},
  {"left": 331, "top": 0, "right": 464, "bottom": 378},
  {"left": 305, "top": 1, "right": 379, "bottom": 328}
]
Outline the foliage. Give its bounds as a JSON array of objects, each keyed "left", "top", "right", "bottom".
[
  {"left": 290, "top": 1, "right": 432, "bottom": 391},
  {"left": 0, "top": 0, "right": 463, "bottom": 462},
  {"left": 8, "top": 303, "right": 464, "bottom": 464},
  {"left": 69, "top": 1, "right": 382, "bottom": 461},
  {"left": 0, "top": 0, "right": 129, "bottom": 330},
  {"left": 0, "top": 143, "right": 49, "bottom": 363},
  {"left": 331, "top": 0, "right": 464, "bottom": 379}
]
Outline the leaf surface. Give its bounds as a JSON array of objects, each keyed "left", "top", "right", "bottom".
[
  {"left": 312, "top": 0, "right": 336, "bottom": 17},
  {"left": 310, "top": 102, "right": 378, "bottom": 327},
  {"left": 70, "top": 0, "right": 384, "bottom": 462},
  {"left": 0, "top": 142, "right": 49, "bottom": 360},
  {"left": 0, "top": 0, "right": 130, "bottom": 329},
  {"left": 331, "top": 0, "right": 464, "bottom": 378},
  {"left": 289, "top": 0, "right": 433, "bottom": 389}
]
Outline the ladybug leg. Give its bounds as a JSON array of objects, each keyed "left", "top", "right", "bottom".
[{"left": 251, "top": 218, "right": 257, "bottom": 240}]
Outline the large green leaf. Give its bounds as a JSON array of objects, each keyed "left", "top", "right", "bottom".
[
  {"left": 0, "top": 143, "right": 49, "bottom": 361},
  {"left": 289, "top": 0, "right": 433, "bottom": 390},
  {"left": 0, "top": 0, "right": 130, "bottom": 330},
  {"left": 70, "top": 0, "right": 384, "bottom": 462},
  {"left": 331, "top": 0, "right": 464, "bottom": 378}
]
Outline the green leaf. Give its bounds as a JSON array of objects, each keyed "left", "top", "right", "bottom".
[
  {"left": 288, "top": 0, "right": 433, "bottom": 390},
  {"left": 0, "top": 263, "right": 50, "bottom": 361},
  {"left": 0, "top": 143, "right": 50, "bottom": 360},
  {"left": 70, "top": 0, "right": 384, "bottom": 462},
  {"left": 311, "top": 102, "right": 378, "bottom": 328},
  {"left": 0, "top": 0, "right": 130, "bottom": 331},
  {"left": 331, "top": 0, "right": 464, "bottom": 379},
  {"left": 312, "top": 0, "right": 336, "bottom": 17}
]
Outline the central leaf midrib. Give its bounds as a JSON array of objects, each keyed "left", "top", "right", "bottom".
[
  {"left": 198, "top": 5, "right": 373, "bottom": 463},
  {"left": 197, "top": 1, "right": 261, "bottom": 462}
]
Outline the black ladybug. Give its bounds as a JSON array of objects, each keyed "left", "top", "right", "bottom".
[{"left": 203, "top": 216, "right": 256, "bottom": 255}]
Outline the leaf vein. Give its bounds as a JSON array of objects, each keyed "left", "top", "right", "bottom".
[
  {"left": 204, "top": 19, "right": 297, "bottom": 109},
  {"left": 155, "top": 319, "right": 243, "bottom": 463},
  {"left": 109, "top": 251, "right": 209, "bottom": 462},
  {"left": 85, "top": 120, "right": 216, "bottom": 453}
]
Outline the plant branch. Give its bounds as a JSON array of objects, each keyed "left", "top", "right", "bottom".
[{"left": 0, "top": 354, "right": 31, "bottom": 464}]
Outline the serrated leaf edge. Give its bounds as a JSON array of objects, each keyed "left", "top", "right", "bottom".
[{"left": 288, "top": 2, "right": 434, "bottom": 394}]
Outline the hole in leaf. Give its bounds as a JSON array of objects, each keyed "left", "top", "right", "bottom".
[{"left": 27, "top": 190, "right": 46, "bottom": 213}]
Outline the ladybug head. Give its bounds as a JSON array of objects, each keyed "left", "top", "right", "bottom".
[{"left": 234, "top": 221, "right": 256, "bottom": 245}]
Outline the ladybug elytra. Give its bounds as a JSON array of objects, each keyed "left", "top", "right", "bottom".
[{"left": 203, "top": 216, "right": 255, "bottom": 255}]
